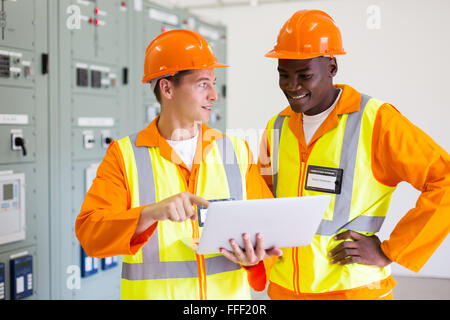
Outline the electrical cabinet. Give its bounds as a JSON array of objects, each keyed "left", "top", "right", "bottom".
[
  {"left": 49, "top": 0, "right": 130, "bottom": 300},
  {"left": 0, "top": 0, "right": 49, "bottom": 300}
]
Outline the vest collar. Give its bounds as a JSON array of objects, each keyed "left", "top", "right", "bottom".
[
  {"left": 279, "top": 84, "right": 361, "bottom": 117},
  {"left": 279, "top": 84, "right": 363, "bottom": 153},
  {"left": 135, "top": 116, "right": 225, "bottom": 169}
]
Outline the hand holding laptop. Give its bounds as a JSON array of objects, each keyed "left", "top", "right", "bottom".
[
  {"left": 196, "top": 196, "right": 331, "bottom": 255},
  {"left": 220, "top": 232, "right": 283, "bottom": 266}
]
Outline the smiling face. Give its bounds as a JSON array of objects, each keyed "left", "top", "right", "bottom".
[
  {"left": 278, "top": 57, "right": 339, "bottom": 115},
  {"left": 163, "top": 68, "right": 218, "bottom": 124}
]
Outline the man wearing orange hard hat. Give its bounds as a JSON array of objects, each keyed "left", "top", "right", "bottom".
[
  {"left": 252, "top": 9, "right": 450, "bottom": 299},
  {"left": 76, "top": 29, "right": 281, "bottom": 300}
]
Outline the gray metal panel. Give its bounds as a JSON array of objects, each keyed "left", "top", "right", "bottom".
[
  {"left": 73, "top": 261, "right": 122, "bottom": 299},
  {"left": 0, "top": 87, "right": 36, "bottom": 119},
  {"left": 0, "top": 50, "right": 35, "bottom": 87},
  {"left": 0, "top": 126, "right": 36, "bottom": 164},
  {"left": 71, "top": 94, "right": 120, "bottom": 120},
  {"left": 70, "top": 159, "right": 122, "bottom": 299},
  {"left": 49, "top": 0, "right": 132, "bottom": 300},
  {"left": 70, "top": 0, "right": 96, "bottom": 60},
  {"left": 0, "top": 0, "right": 50, "bottom": 300},
  {"left": 1, "top": 0, "right": 228, "bottom": 301},
  {"left": 0, "top": 0, "right": 35, "bottom": 50},
  {"left": 71, "top": 129, "right": 118, "bottom": 161},
  {"left": 96, "top": 0, "right": 121, "bottom": 65}
]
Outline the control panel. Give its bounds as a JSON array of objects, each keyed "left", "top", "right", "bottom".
[
  {"left": 0, "top": 0, "right": 47, "bottom": 300},
  {"left": 0, "top": 172, "right": 25, "bottom": 245},
  {"left": 10, "top": 254, "right": 33, "bottom": 300},
  {"left": 0, "top": 49, "right": 34, "bottom": 82},
  {"left": 75, "top": 63, "right": 119, "bottom": 90},
  {"left": 80, "top": 247, "right": 98, "bottom": 278},
  {"left": 101, "top": 256, "right": 118, "bottom": 270},
  {"left": 1, "top": 0, "right": 227, "bottom": 300}
]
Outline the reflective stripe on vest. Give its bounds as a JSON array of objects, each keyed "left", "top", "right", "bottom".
[
  {"left": 216, "top": 135, "right": 243, "bottom": 201},
  {"left": 272, "top": 94, "right": 385, "bottom": 235},
  {"left": 121, "top": 134, "right": 242, "bottom": 281}
]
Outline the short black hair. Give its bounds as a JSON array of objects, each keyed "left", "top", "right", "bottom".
[{"left": 153, "top": 70, "right": 193, "bottom": 103}]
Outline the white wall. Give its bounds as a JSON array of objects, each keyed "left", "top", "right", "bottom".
[{"left": 193, "top": 0, "right": 450, "bottom": 279}]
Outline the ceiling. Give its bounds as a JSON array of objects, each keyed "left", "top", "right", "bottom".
[{"left": 147, "top": 0, "right": 304, "bottom": 10}]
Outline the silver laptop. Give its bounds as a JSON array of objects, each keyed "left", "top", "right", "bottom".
[{"left": 194, "top": 195, "right": 331, "bottom": 255}]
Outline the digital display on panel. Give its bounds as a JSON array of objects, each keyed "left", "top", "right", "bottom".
[{"left": 3, "top": 184, "right": 13, "bottom": 201}]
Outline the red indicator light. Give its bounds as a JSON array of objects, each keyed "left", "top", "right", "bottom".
[
  {"left": 161, "top": 27, "right": 167, "bottom": 32},
  {"left": 95, "top": 19, "right": 99, "bottom": 26},
  {"left": 121, "top": 1, "right": 127, "bottom": 6},
  {"left": 94, "top": 8, "right": 99, "bottom": 15}
]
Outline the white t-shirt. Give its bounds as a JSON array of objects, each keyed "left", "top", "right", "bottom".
[
  {"left": 167, "top": 131, "right": 199, "bottom": 171},
  {"left": 302, "top": 89, "right": 342, "bottom": 145}
]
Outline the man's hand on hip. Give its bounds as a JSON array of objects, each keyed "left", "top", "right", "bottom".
[{"left": 328, "top": 230, "right": 391, "bottom": 267}]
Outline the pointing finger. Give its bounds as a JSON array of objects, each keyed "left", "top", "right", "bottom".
[
  {"left": 189, "top": 194, "right": 210, "bottom": 208},
  {"left": 182, "top": 196, "right": 196, "bottom": 220}
]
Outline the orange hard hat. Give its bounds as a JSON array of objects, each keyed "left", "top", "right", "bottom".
[
  {"left": 265, "top": 10, "right": 346, "bottom": 60},
  {"left": 142, "top": 29, "right": 228, "bottom": 83}
]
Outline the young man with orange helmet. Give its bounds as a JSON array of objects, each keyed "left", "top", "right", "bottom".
[
  {"left": 75, "top": 29, "right": 280, "bottom": 300},
  {"left": 254, "top": 10, "right": 450, "bottom": 299}
]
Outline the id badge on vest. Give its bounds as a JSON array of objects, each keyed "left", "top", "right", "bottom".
[
  {"left": 197, "top": 198, "right": 235, "bottom": 227},
  {"left": 305, "top": 165, "right": 343, "bottom": 194}
]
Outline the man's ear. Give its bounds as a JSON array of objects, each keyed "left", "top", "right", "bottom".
[
  {"left": 328, "top": 57, "right": 338, "bottom": 78},
  {"left": 159, "top": 78, "right": 173, "bottom": 99}
]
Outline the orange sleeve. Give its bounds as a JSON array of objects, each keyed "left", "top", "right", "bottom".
[
  {"left": 75, "top": 141, "right": 156, "bottom": 258},
  {"left": 241, "top": 256, "right": 278, "bottom": 292},
  {"left": 246, "top": 163, "right": 274, "bottom": 200},
  {"left": 372, "top": 104, "right": 450, "bottom": 272}
]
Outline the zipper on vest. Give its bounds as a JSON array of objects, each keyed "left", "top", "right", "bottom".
[
  {"left": 178, "top": 162, "right": 208, "bottom": 300},
  {"left": 191, "top": 213, "right": 207, "bottom": 300},
  {"left": 292, "top": 141, "right": 316, "bottom": 294}
]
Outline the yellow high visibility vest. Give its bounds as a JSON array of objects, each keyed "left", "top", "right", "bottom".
[
  {"left": 116, "top": 133, "right": 251, "bottom": 300},
  {"left": 267, "top": 94, "right": 395, "bottom": 294}
]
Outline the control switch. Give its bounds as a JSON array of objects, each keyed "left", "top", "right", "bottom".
[{"left": 11, "top": 130, "right": 27, "bottom": 156}]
